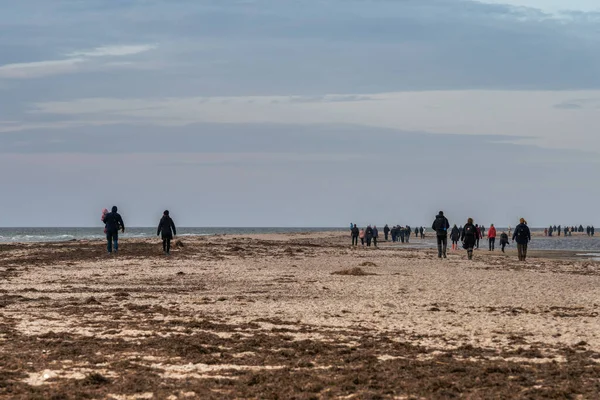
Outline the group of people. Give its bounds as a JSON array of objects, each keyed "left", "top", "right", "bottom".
[
  {"left": 350, "top": 212, "right": 532, "bottom": 262},
  {"left": 349, "top": 224, "right": 429, "bottom": 247},
  {"left": 101, "top": 207, "right": 177, "bottom": 255},
  {"left": 544, "top": 225, "right": 595, "bottom": 237}
]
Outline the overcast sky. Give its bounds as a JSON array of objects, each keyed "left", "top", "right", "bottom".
[{"left": 1, "top": 0, "right": 599, "bottom": 227}]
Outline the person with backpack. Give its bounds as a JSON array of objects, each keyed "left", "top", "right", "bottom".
[
  {"left": 512, "top": 218, "right": 531, "bottom": 261},
  {"left": 157, "top": 210, "right": 177, "bottom": 255},
  {"left": 102, "top": 206, "right": 125, "bottom": 254},
  {"left": 461, "top": 218, "right": 477, "bottom": 260},
  {"left": 351, "top": 224, "right": 360, "bottom": 246},
  {"left": 488, "top": 224, "right": 497, "bottom": 251},
  {"left": 432, "top": 211, "right": 450, "bottom": 258},
  {"left": 500, "top": 231, "right": 510, "bottom": 253},
  {"left": 450, "top": 224, "right": 460, "bottom": 251},
  {"left": 383, "top": 224, "right": 390, "bottom": 241}
]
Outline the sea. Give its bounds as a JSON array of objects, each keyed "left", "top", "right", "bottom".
[{"left": 0, "top": 227, "right": 598, "bottom": 260}]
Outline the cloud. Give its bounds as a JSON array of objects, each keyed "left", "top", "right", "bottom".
[
  {"left": 0, "top": 58, "right": 85, "bottom": 78},
  {"left": 66, "top": 44, "right": 157, "bottom": 58}
]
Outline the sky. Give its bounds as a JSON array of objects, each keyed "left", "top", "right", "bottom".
[{"left": 1, "top": 0, "right": 599, "bottom": 227}]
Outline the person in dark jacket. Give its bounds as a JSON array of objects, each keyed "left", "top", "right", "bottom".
[
  {"left": 102, "top": 206, "right": 125, "bottom": 254},
  {"left": 351, "top": 224, "right": 359, "bottom": 246},
  {"left": 405, "top": 225, "right": 411, "bottom": 243},
  {"left": 383, "top": 225, "right": 390, "bottom": 241},
  {"left": 450, "top": 224, "right": 460, "bottom": 251},
  {"left": 157, "top": 210, "right": 177, "bottom": 255},
  {"left": 500, "top": 231, "right": 510, "bottom": 253},
  {"left": 432, "top": 211, "right": 450, "bottom": 258},
  {"left": 419, "top": 226, "right": 424, "bottom": 239},
  {"left": 373, "top": 226, "right": 379, "bottom": 247},
  {"left": 461, "top": 218, "right": 477, "bottom": 260},
  {"left": 391, "top": 226, "right": 397, "bottom": 242},
  {"left": 512, "top": 218, "right": 531, "bottom": 261},
  {"left": 365, "top": 225, "right": 374, "bottom": 247},
  {"left": 399, "top": 226, "right": 405, "bottom": 243},
  {"left": 475, "top": 224, "right": 481, "bottom": 249}
]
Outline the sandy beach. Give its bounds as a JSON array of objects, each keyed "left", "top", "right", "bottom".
[{"left": 1, "top": 231, "right": 600, "bottom": 399}]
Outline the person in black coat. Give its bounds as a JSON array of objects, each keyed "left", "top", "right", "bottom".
[
  {"left": 450, "top": 224, "right": 460, "bottom": 251},
  {"left": 102, "top": 206, "right": 125, "bottom": 254},
  {"left": 500, "top": 231, "right": 510, "bottom": 253},
  {"left": 365, "top": 225, "right": 374, "bottom": 247},
  {"left": 461, "top": 218, "right": 477, "bottom": 260},
  {"left": 512, "top": 218, "right": 531, "bottom": 261},
  {"left": 431, "top": 211, "right": 450, "bottom": 258},
  {"left": 383, "top": 225, "right": 390, "bottom": 241},
  {"left": 157, "top": 210, "right": 177, "bottom": 255}
]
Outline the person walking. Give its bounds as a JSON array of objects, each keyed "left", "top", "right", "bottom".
[
  {"left": 461, "top": 218, "right": 477, "bottom": 260},
  {"left": 419, "top": 226, "right": 424, "bottom": 239},
  {"left": 351, "top": 224, "right": 359, "bottom": 246},
  {"left": 475, "top": 224, "right": 481, "bottom": 249},
  {"left": 102, "top": 206, "right": 125, "bottom": 254},
  {"left": 399, "top": 226, "right": 405, "bottom": 243},
  {"left": 373, "top": 226, "right": 379, "bottom": 247},
  {"left": 500, "top": 231, "right": 510, "bottom": 252},
  {"left": 405, "top": 225, "right": 411, "bottom": 243},
  {"left": 512, "top": 218, "right": 532, "bottom": 262},
  {"left": 383, "top": 224, "right": 390, "bottom": 241},
  {"left": 488, "top": 224, "right": 497, "bottom": 251},
  {"left": 359, "top": 228, "right": 365, "bottom": 246},
  {"left": 414, "top": 226, "right": 419, "bottom": 239},
  {"left": 450, "top": 224, "right": 460, "bottom": 251},
  {"left": 157, "top": 210, "right": 177, "bottom": 255},
  {"left": 365, "top": 225, "right": 374, "bottom": 247},
  {"left": 432, "top": 211, "right": 450, "bottom": 258}
]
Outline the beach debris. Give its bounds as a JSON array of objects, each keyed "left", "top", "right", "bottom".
[
  {"left": 175, "top": 240, "right": 185, "bottom": 248},
  {"left": 331, "top": 267, "right": 375, "bottom": 276},
  {"left": 359, "top": 261, "right": 378, "bottom": 267},
  {"left": 83, "top": 372, "right": 111, "bottom": 386},
  {"left": 114, "top": 291, "right": 130, "bottom": 298},
  {"left": 84, "top": 296, "right": 101, "bottom": 305},
  {"left": 176, "top": 271, "right": 185, "bottom": 275}
]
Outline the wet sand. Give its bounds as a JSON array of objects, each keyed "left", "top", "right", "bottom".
[{"left": 1, "top": 232, "right": 600, "bottom": 399}]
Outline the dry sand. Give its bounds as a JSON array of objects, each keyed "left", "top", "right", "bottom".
[{"left": 1, "top": 232, "right": 600, "bottom": 399}]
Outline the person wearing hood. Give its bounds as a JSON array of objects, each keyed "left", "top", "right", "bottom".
[
  {"left": 102, "top": 206, "right": 125, "bottom": 254},
  {"left": 450, "top": 224, "right": 460, "bottom": 251},
  {"left": 383, "top": 224, "right": 390, "bottom": 241},
  {"left": 351, "top": 224, "right": 359, "bottom": 246},
  {"left": 157, "top": 210, "right": 177, "bottom": 255},
  {"left": 461, "top": 218, "right": 477, "bottom": 260},
  {"left": 365, "top": 225, "right": 374, "bottom": 247},
  {"left": 512, "top": 218, "right": 531, "bottom": 261},
  {"left": 431, "top": 211, "right": 450, "bottom": 258},
  {"left": 488, "top": 224, "right": 497, "bottom": 251}
]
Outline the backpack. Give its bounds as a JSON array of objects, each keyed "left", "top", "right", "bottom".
[
  {"left": 465, "top": 225, "right": 474, "bottom": 235},
  {"left": 516, "top": 225, "right": 527, "bottom": 238}
]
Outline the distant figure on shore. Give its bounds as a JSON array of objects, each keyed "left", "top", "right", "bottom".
[
  {"left": 488, "top": 224, "right": 497, "bottom": 251},
  {"left": 102, "top": 206, "right": 125, "bottom": 254},
  {"left": 450, "top": 224, "right": 460, "bottom": 251},
  {"left": 365, "top": 225, "right": 374, "bottom": 247},
  {"left": 475, "top": 224, "right": 481, "bottom": 249},
  {"left": 359, "top": 228, "right": 365, "bottom": 246},
  {"left": 563, "top": 226, "right": 568, "bottom": 237},
  {"left": 557, "top": 225, "right": 561, "bottom": 237},
  {"left": 373, "top": 226, "right": 379, "bottom": 247},
  {"left": 414, "top": 226, "right": 419, "bottom": 239},
  {"left": 351, "top": 224, "right": 359, "bottom": 246},
  {"left": 432, "top": 211, "right": 450, "bottom": 259},
  {"left": 592, "top": 226, "right": 595, "bottom": 236},
  {"left": 399, "top": 226, "right": 405, "bottom": 243},
  {"left": 544, "top": 228, "right": 548, "bottom": 237},
  {"left": 500, "top": 231, "right": 510, "bottom": 253},
  {"left": 405, "top": 225, "right": 411, "bottom": 243},
  {"left": 481, "top": 225, "right": 486, "bottom": 238},
  {"left": 513, "top": 218, "right": 531, "bottom": 262},
  {"left": 420, "top": 226, "right": 424, "bottom": 239},
  {"left": 157, "top": 210, "right": 177, "bottom": 255},
  {"left": 383, "top": 225, "right": 390, "bottom": 241},
  {"left": 548, "top": 226, "right": 553, "bottom": 237},
  {"left": 461, "top": 218, "right": 477, "bottom": 260}
]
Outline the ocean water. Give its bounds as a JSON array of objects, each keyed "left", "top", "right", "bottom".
[{"left": 0, "top": 227, "right": 346, "bottom": 243}]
